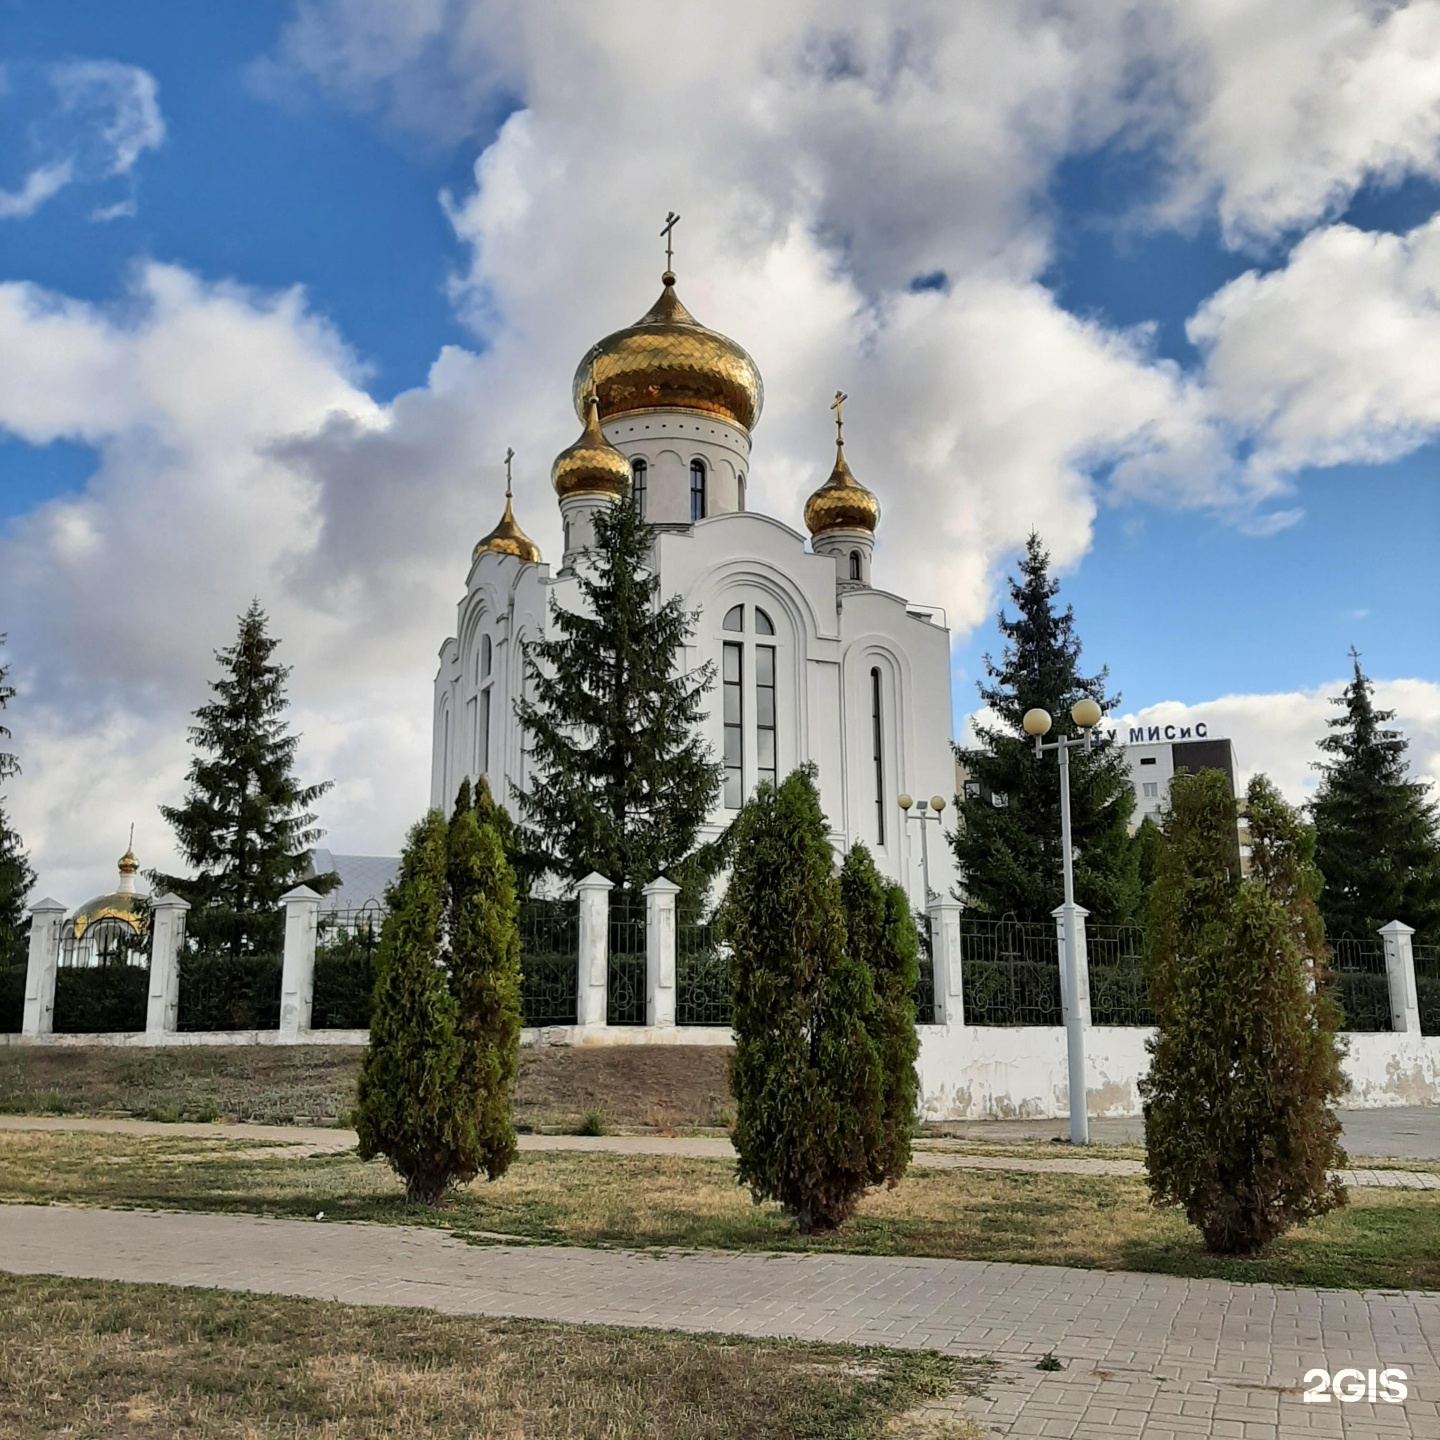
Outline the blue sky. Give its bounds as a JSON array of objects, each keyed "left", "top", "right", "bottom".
[{"left": 3, "top": 2, "right": 1440, "bottom": 890}]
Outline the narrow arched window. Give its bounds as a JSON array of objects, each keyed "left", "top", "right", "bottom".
[
  {"left": 849, "top": 550, "right": 862, "bottom": 581},
  {"left": 754, "top": 608, "right": 774, "bottom": 636},
  {"left": 564, "top": 520, "right": 572, "bottom": 551},
  {"left": 871, "top": 667, "right": 885, "bottom": 845},
  {"left": 690, "top": 459, "right": 706, "bottom": 522},
  {"left": 631, "top": 458, "right": 647, "bottom": 518},
  {"left": 480, "top": 634, "right": 492, "bottom": 678},
  {"left": 723, "top": 604, "right": 743, "bottom": 632},
  {"left": 738, "top": 473, "right": 746, "bottom": 511}
]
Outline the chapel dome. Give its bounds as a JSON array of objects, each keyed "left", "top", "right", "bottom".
[
  {"left": 474, "top": 492, "right": 541, "bottom": 564},
  {"left": 71, "top": 847, "right": 148, "bottom": 939},
  {"left": 804, "top": 442, "right": 880, "bottom": 537},
  {"left": 552, "top": 395, "right": 632, "bottom": 500},
  {"left": 572, "top": 272, "right": 764, "bottom": 433}
]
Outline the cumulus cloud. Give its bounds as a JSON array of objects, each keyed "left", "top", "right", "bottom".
[{"left": 0, "top": 60, "right": 164, "bottom": 222}]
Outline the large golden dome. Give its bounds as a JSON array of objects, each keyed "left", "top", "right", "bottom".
[
  {"left": 474, "top": 492, "right": 541, "bottom": 564},
  {"left": 552, "top": 395, "right": 632, "bottom": 499},
  {"left": 71, "top": 847, "right": 147, "bottom": 940},
  {"left": 573, "top": 272, "right": 763, "bottom": 432},
  {"left": 804, "top": 442, "right": 880, "bottom": 537}
]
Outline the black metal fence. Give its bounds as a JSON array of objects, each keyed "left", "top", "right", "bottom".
[
  {"left": 607, "top": 895, "right": 646, "bottom": 1026},
  {"left": 1413, "top": 942, "right": 1439, "bottom": 1037},
  {"left": 913, "top": 913, "right": 937, "bottom": 1024},
  {"left": 1087, "top": 924, "right": 1154, "bottom": 1027},
  {"left": 53, "top": 917, "right": 151, "bottom": 1034},
  {"left": 312, "top": 904, "right": 383, "bottom": 1030},
  {"left": 519, "top": 896, "right": 578, "bottom": 1026},
  {"left": 176, "top": 949, "right": 282, "bottom": 1032},
  {"left": 1, "top": 939, "right": 26, "bottom": 1032},
  {"left": 1329, "top": 937, "right": 1392, "bottom": 1032},
  {"left": 960, "top": 916, "right": 1063, "bottom": 1026},
  {"left": 676, "top": 912, "right": 730, "bottom": 1026}
]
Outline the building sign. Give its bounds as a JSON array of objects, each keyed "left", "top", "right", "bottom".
[{"left": 1127, "top": 723, "right": 1208, "bottom": 742}]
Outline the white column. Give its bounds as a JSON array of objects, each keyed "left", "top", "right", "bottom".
[
  {"left": 145, "top": 893, "right": 190, "bottom": 1037},
  {"left": 1379, "top": 920, "right": 1421, "bottom": 1035},
  {"left": 1054, "top": 903, "right": 1093, "bottom": 1028},
  {"left": 575, "top": 873, "right": 613, "bottom": 1028},
  {"left": 279, "top": 885, "right": 322, "bottom": 1042},
  {"left": 927, "top": 898, "right": 963, "bottom": 1026},
  {"left": 644, "top": 876, "right": 680, "bottom": 1028},
  {"left": 21, "top": 898, "right": 66, "bottom": 1038}
]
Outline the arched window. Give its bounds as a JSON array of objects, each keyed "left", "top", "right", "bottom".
[
  {"left": 871, "top": 667, "right": 885, "bottom": 845},
  {"left": 480, "top": 634, "right": 492, "bottom": 678},
  {"left": 849, "top": 551, "right": 863, "bottom": 581},
  {"left": 690, "top": 459, "right": 707, "bottom": 522},
  {"left": 754, "top": 607, "right": 774, "bottom": 636},
  {"left": 564, "top": 520, "right": 572, "bottom": 551},
  {"left": 738, "top": 472, "right": 746, "bottom": 511},
  {"left": 723, "top": 604, "right": 743, "bottom": 632},
  {"left": 631, "top": 457, "right": 647, "bottom": 518}
]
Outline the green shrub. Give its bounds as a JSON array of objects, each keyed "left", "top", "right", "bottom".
[
  {"left": 1142, "top": 771, "right": 1346, "bottom": 1256},
  {"left": 53, "top": 964, "right": 148, "bottom": 1034}
]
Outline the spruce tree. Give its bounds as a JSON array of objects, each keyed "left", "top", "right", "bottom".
[
  {"left": 840, "top": 844, "right": 920, "bottom": 1186},
  {"left": 356, "top": 811, "right": 477, "bottom": 1204},
  {"left": 515, "top": 494, "right": 723, "bottom": 899},
  {"left": 155, "top": 602, "right": 332, "bottom": 956},
  {"left": 1312, "top": 651, "right": 1440, "bottom": 943},
  {"left": 1132, "top": 815, "right": 1166, "bottom": 924},
  {"left": 950, "top": 533, "right": 1138, "bottom": 923},
  {"left": 446, "top": 783, "right": 522, "bottom": 1181},
  {"left": 0, "top": 635, "right": 36, "bottom": 979},
  {"left": 723, "top": 767, "right": 883, "bottom": 1233},
  {"left": 1142, "top": 772, "right": 1346, "bottom": 1256}
]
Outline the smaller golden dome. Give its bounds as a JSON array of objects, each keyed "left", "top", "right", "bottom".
[
  {"left": 474, "top": 486, "right": 542, "bottom": 565},
  {"left": 805, "top": 442, "right": 880, "bottom": 536},
  {"left": 552, "top": 395, "right": 632, "bottom": 500},
  {"left": 72, "top": 846, "right": 147, "bottom": 940}
]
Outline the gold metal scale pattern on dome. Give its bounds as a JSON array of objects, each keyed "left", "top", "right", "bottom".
[
  {"left": 71, "top": 842, "right": 147, "bottom": 939},
  {"left": 551, "top": 394, "right": 632, "bottom": 499},
  {"left": 474, "top": 448, "right": 542, "bottom": 564},
  {"left": 804, "top": 391, "right": 880, "bottom": 536}
]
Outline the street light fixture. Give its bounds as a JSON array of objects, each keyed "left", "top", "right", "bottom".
[
  {"left": 1024, "top": 697, "right": 1103, "bottom": 1145},
  {"left": 898, "top": 793, "right": 946, "bottom": 909}
]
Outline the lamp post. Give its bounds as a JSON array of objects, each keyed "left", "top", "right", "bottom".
[
  {"left": 1022, "top": 697, "right": 1103, "bottom": 1146},
  {"left": 898, "top": 793, "right": 946, "bottom": 909}
]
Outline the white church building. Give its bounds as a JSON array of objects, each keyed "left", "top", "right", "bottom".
[{"left": 431, "top": 261, "right": 958, "bottom": 902}]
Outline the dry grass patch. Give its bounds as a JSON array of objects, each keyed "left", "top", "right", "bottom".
[{"left": 0, "top": 1272, "right": 986, "bottom": 1439}]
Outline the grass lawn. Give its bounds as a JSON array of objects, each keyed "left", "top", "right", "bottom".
[
  {"left": 0, "top": 1272, "right": 987, "bottom": 1439},
  {"left": 1, "top": 1129, "right": 1437, "bottom": 1292}
]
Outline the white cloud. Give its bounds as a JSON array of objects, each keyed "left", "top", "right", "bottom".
[{"left": 0, "top": 161, "right": 73, "bottom": 220}]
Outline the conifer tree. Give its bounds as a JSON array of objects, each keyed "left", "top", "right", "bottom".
[
  {"left": 356, "top": 811, "right": 477, "bottom": 1204},
  {"left": 446, "top": 783, "right": 522, "bottom": 1181},
  {"left": 155, "top": 602, "right": 332, "bottom": 956},
  {"left": 515, "top": 495, "right": 722, "bottom": 898},
  {"left": 724, "top": 767, "right": 883, "bottom": 1233},
  {"left": 950, "top": 534, "right": 1138, "bottom": 923},
  {"left": 840, "top": 844, "right": 920, "bottom": 1185},
  {"left": 0, "top": 635, "right": 35, "bottom": 973},
  {"left": 1142, "top": 771, "right": 1346, "bottom": 1256},
  {"left": 1132, "top": 815, "right": 1166, "bottom": 924},
  {"left": 1312, "top": 652, "right": 1440, "bottom": 943}
]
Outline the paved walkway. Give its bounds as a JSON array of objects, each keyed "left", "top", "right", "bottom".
[{"left": 1, "top": 1204, "right": 1435, "bottom": 1438}]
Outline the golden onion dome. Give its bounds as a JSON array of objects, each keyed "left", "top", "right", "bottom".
[
  {"left": 804, "top": 441, "right": 880, "bottom": 537},
  {"left": 71, "top": 847, "right": 147, "bottom": 940},
  {"left": 552, "top": 395, "right": 632, "bottom": 500},
  {"left": 572, "top": 272, "right": 763, "bottom": 432},
  {"left": 474, "top": 492, "right": 542, "bottom": 564}
]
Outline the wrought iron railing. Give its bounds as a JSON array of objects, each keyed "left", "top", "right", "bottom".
[
  {"left": 607, "top": 895, "right": 646, "bottom": 1026},
  {"left": 959, "top": 915, "right": 1062, "bottom": 1026},
  {"left": 177, "top": 948, "right": 282, "bottom": 1032},
  {"left": 53, "top": 916, "right": 150, "bottom": 1033},
  {"left": 1, "top": 939, "right": 26, "bottom": 1032},
  {"left": 1329, "top": 937, "right": 1392, "bottom": 1032},
  {"left": 1413, "top": 942, "right": 1440, "bottom": 1037},
  {"left": 312, "top": 903, "right": 384, "bottom": 1030},
  {"left": 1087, "top": 923, "right": 1153, "bottom": 1027},
  {"left": 676, "top": 912, "right": 730, "bottom": 1027},
  {"left": 519, "top": 896, "right": 578, "bottom": 1027},
  {"left": 913, "top": 912, "right": 937, "bottom": 1024}
]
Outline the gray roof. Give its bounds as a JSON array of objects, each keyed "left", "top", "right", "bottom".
[{"left": 305, "top": 850, "right": 399, "bottom": 915}]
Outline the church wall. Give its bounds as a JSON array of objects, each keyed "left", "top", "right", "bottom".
[{"left": 604, "top": 409, "right": 749, "bottom": 520}]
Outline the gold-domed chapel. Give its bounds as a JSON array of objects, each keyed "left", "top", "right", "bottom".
[{"left": 433, "top": 249, "right": 956, "bottom": 898}]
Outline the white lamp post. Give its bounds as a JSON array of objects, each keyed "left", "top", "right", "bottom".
[
  {"left": 898, "top": 793, "right": 947, "bottom": 909},
  {"left": 1023, "top": 697, "right": 1103, "bottom": 1146}
]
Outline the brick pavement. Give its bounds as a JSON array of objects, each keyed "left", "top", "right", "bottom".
[{"left": 1, "top": 1203, "right": 1435, "bottom": 1438}]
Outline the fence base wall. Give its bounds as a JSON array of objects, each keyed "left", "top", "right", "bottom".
[
  {"left": 521, "top": 1024, "right": 733, "bottom": 1049},
  {"left": 1, "top": 1029, "right": 370, "bottom": 1049}
]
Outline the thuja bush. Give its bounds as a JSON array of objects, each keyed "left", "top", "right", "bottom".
[
  {"left": 723, "top": 767, "right": 883, "bottom": 1234},
  {"left": 1141, "top": 770, "right": 1346, "bottom": 1256}
]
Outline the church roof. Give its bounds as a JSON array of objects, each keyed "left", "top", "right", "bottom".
[
  {"left": 70, "top": 846, "right": 148, "bottom": 938},
  {"left": 474, "top": 491, "right": 542, "bottom": 564},
  {"left": 552, "top": 395, "right": 632, "bottom": 499}
]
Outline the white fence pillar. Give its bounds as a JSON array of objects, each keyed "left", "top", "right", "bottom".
[
  {"left": 1053, "top": 903, "right": 1093, "bottom": 1028},
  {"left": 145, "top": 893, "right": 190, "bottom": 1037},
  {"left": 1379, "top": 920, "right": 1421, "bottom": 1035},
  {"left": 926, "top": 898, "right": 963, "bottom": 1026},
  {"left": 21, "top": 898, "right": 66, "bottom": 1038},
  {"left": 279, "top": 886, "right": 322, "bottom": 1042},
  {"left": 644, "top": 876, "right": 680, "bottom": 1027},
  {"left": 575, "top": 873, "right": 613, "bottom": 1028}
]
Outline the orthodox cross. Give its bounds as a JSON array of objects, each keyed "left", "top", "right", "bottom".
[
  {"left": 504, "top": 446, "right": 515, "bottom": 497},
  {"left": 661, "top": 211, "right": 681, "bottom": 272},
  {"left": 831, "top": 390, "right": 848, "bottom": 445}
]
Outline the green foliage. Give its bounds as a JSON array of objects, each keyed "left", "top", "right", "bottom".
[
  {"left": 53, "top": 965, "right": 149, "bottom": 1034},
  {"left": 154, "top": 603, "right": 333, "bottom": 960},
  {"left": 0, "top": 634, "right": 35, "bottom": 981},
  {"left": 355, "top": 812, "right": 475, "bottom": 1204},
  {"left": 723, "top": 767, "right": 883, "bottom": 1234},
  {"left": 1142, "top": 771, "right": 1347, "bottom": 1257},
  {"left": 1312, "top": 651, "right": 1440, "bottom": 944},
  {"left": 1132, "top": 815, "right": 1166, "bottom": 925},
  {"left": 950, "top": 534, "right": 1138, "bottom": 923},
  {"left": 840, "top": 844, "right": 921, "bottom": 1186},
  {"left": 447, "top": 782, "right": 523, "bottom": 1182},
  {"left": 515, "top": 494, "right": 723, "bottom": 901}
]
